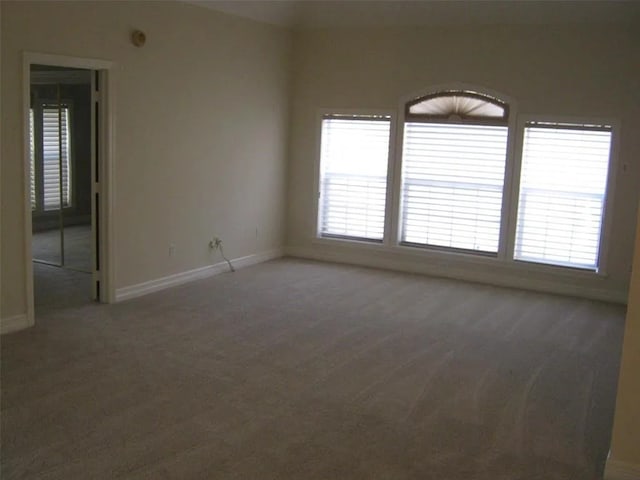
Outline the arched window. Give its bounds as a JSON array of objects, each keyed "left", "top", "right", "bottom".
[
  {"left": 406, "top": 90, "right": 508, "bottom": 123},
  {"left": 399, "top": 90, "right": 510, "bottom": 254}
]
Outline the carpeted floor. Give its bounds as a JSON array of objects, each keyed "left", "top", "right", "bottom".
[
  {"left": 0, "top": 258, "right": 626, "bottom": 479},
  {"left": 32, "top": 224, "right": 92, "bottom": 272},
  {"left": 33, "top": 262, "right": 93, "bottom": 311}
]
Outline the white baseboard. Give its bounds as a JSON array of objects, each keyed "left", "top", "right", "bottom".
[
  {"left": 1, "top": 314, "right": 34, "bottom": 335},
  {"left": 605, "top": 459, "right": 640, "bottom": 480},
  {"left": 115, "top": 248, "right": 283, "bottom": 302},
  {"left": 284, "top": 244, "right": 627, "bottom": 304}
]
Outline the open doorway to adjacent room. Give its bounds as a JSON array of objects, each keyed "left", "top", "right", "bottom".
[{"left": 29, "top": 64, "right": 97, "bottom": 311}]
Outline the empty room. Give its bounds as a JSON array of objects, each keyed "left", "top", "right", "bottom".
[{"left": 1, "top": 1, "right": 639, "bottom": 479}]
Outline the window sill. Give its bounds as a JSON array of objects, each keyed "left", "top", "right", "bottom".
[{"left": 310, "top": 234, "right": 609, "bottom": 281}]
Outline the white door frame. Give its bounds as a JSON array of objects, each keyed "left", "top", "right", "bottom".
[{"left": 23, "top": 52, "right": 116, "bottom": 325}]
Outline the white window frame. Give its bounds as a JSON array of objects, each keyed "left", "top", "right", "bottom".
[
  {"left": 312, "top": 108, "right": 397, "bottom": 246},
  {"left": 507, "top": 114, "right": 620, "bottom": 276},
  {"left": 310, "top": 93, "right": 619, "bottom": 281},
  {"left": 391, "top": 84, "right": 519, "bottom": 261}
]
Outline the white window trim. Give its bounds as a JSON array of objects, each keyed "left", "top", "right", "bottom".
[
  {"left": 392, "top": 83, "right": 519, "bottom": 259},
  {"left": 310, "top": 91, "right": 619, "bottom": 282},
  {"left": 312, "top": 108, "right": 397, "bottom": 246},
  {"left": 509, "top": 114, "right": 620, "bottom": 276}
]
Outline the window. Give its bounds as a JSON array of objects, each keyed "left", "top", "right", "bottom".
[
  {"left": 317, "top": 114, "right": 391, "bottom": 242},
  {"left": 30, "top": 103, "right": 72, "bottom": 212},
  {"left": 400, "top": 91, "right": 509, "bottom": 254},
  {"left": 313, "top": 88, "right": 617, "bottom": 277},
  {"left": 30, "top": 109, "right": 36, "bottom": 210},
  {"left": 514, "top": 122, "right": 612, "bottom": 270}
]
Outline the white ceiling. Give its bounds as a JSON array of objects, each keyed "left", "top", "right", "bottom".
[{"left": 188, "top": 0, "right": 640, "bottom": 28}]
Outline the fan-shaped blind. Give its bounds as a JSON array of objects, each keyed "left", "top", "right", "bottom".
[
  {"left": 407, "top": 91, "right": 507, "bottom": 123},
  {"left": 514, "top": 123, "right": 612, "bottom": 270},
  {"left": 318, "top": 116, "right": 391, "bottom": 242},
  {"left": 42, "top": 105, "right": 71, "bottom": 211},
  {"left": 401, "top": 122, "right": 508, "bottom": 254}
]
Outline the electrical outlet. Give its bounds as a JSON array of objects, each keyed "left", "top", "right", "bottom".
[
  {"left": 209, "top": 237, "right": 222, "bottom": 250},
  {"left": 169, "top": 243, "right": 176, "bottom": 256}
]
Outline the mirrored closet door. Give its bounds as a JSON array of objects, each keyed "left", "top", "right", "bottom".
[{"left": 30, "top": 66, "right": 93, "bottom": 274}]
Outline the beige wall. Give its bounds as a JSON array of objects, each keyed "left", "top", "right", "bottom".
[
  {"left": 286, "top": 25, "right": 640, "bottom": 301},
  {"left": 1, "top": 1, "right": 291, "bottom": 318},
  {"left": 608, "top": 201, "right": 640, "bottom": 468}
]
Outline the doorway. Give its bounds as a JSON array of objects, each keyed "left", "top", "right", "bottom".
[
  {"left": 23, "top": 52, "right": 114, "bottom": 322},
  {"left": 30, "top": 65, "right": 95, "bottom": 309}
]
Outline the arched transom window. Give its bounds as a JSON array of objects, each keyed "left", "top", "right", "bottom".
[
  {"left": 400, "top": 90, "right": 510, "bottom": 254},
  {"left": 406, "top": 90, "right": 508, "bottom": 123}
]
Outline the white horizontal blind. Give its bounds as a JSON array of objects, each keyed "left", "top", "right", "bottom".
[
  {"left": 42, "top": 105, "right": 71, "bottom": 211},
  {"left": 318, "top": 116, "right": 391, "bottom": 242},
  {"left": 401, "top": 122, "right": 508, "bottom": 253},
  {"left": 30, "top": 109, "right": 36, "bottom": 210},
  {"left": 514, "top": 123, "right": 612, "bottom": 270}
]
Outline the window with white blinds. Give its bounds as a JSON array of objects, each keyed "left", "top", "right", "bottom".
[
  {"left": 312, "top": 88, "right": 617, "bottom": 280},
  {"left": 514, "top": 123, "right": 612, "bottom": 270},
  {"left": 400, "top": 122, "right": 508, "bottom": 253},
  {"left": 30, "top": 109, "right": 36, "bottom": 210},
  {"left": 41, "top": 105, "right": 71, "bottom": 211},
  {"left": 318, "top": 115, "right": 391, "bottom": 242}
]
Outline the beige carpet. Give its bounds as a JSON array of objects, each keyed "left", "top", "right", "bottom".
[
  {"left": 1, "top": 258, "right": 626, "bottom": 479},
  {"left": 32, "top": 224, "right": 92, "bottom": 272},
  {"left": 33, "top": 262, "right": 93, "bottom": 311}
]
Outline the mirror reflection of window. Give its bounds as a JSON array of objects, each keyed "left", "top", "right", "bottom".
[{"left": 30, "top": 103, "right": 72, "bottom": 212}]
